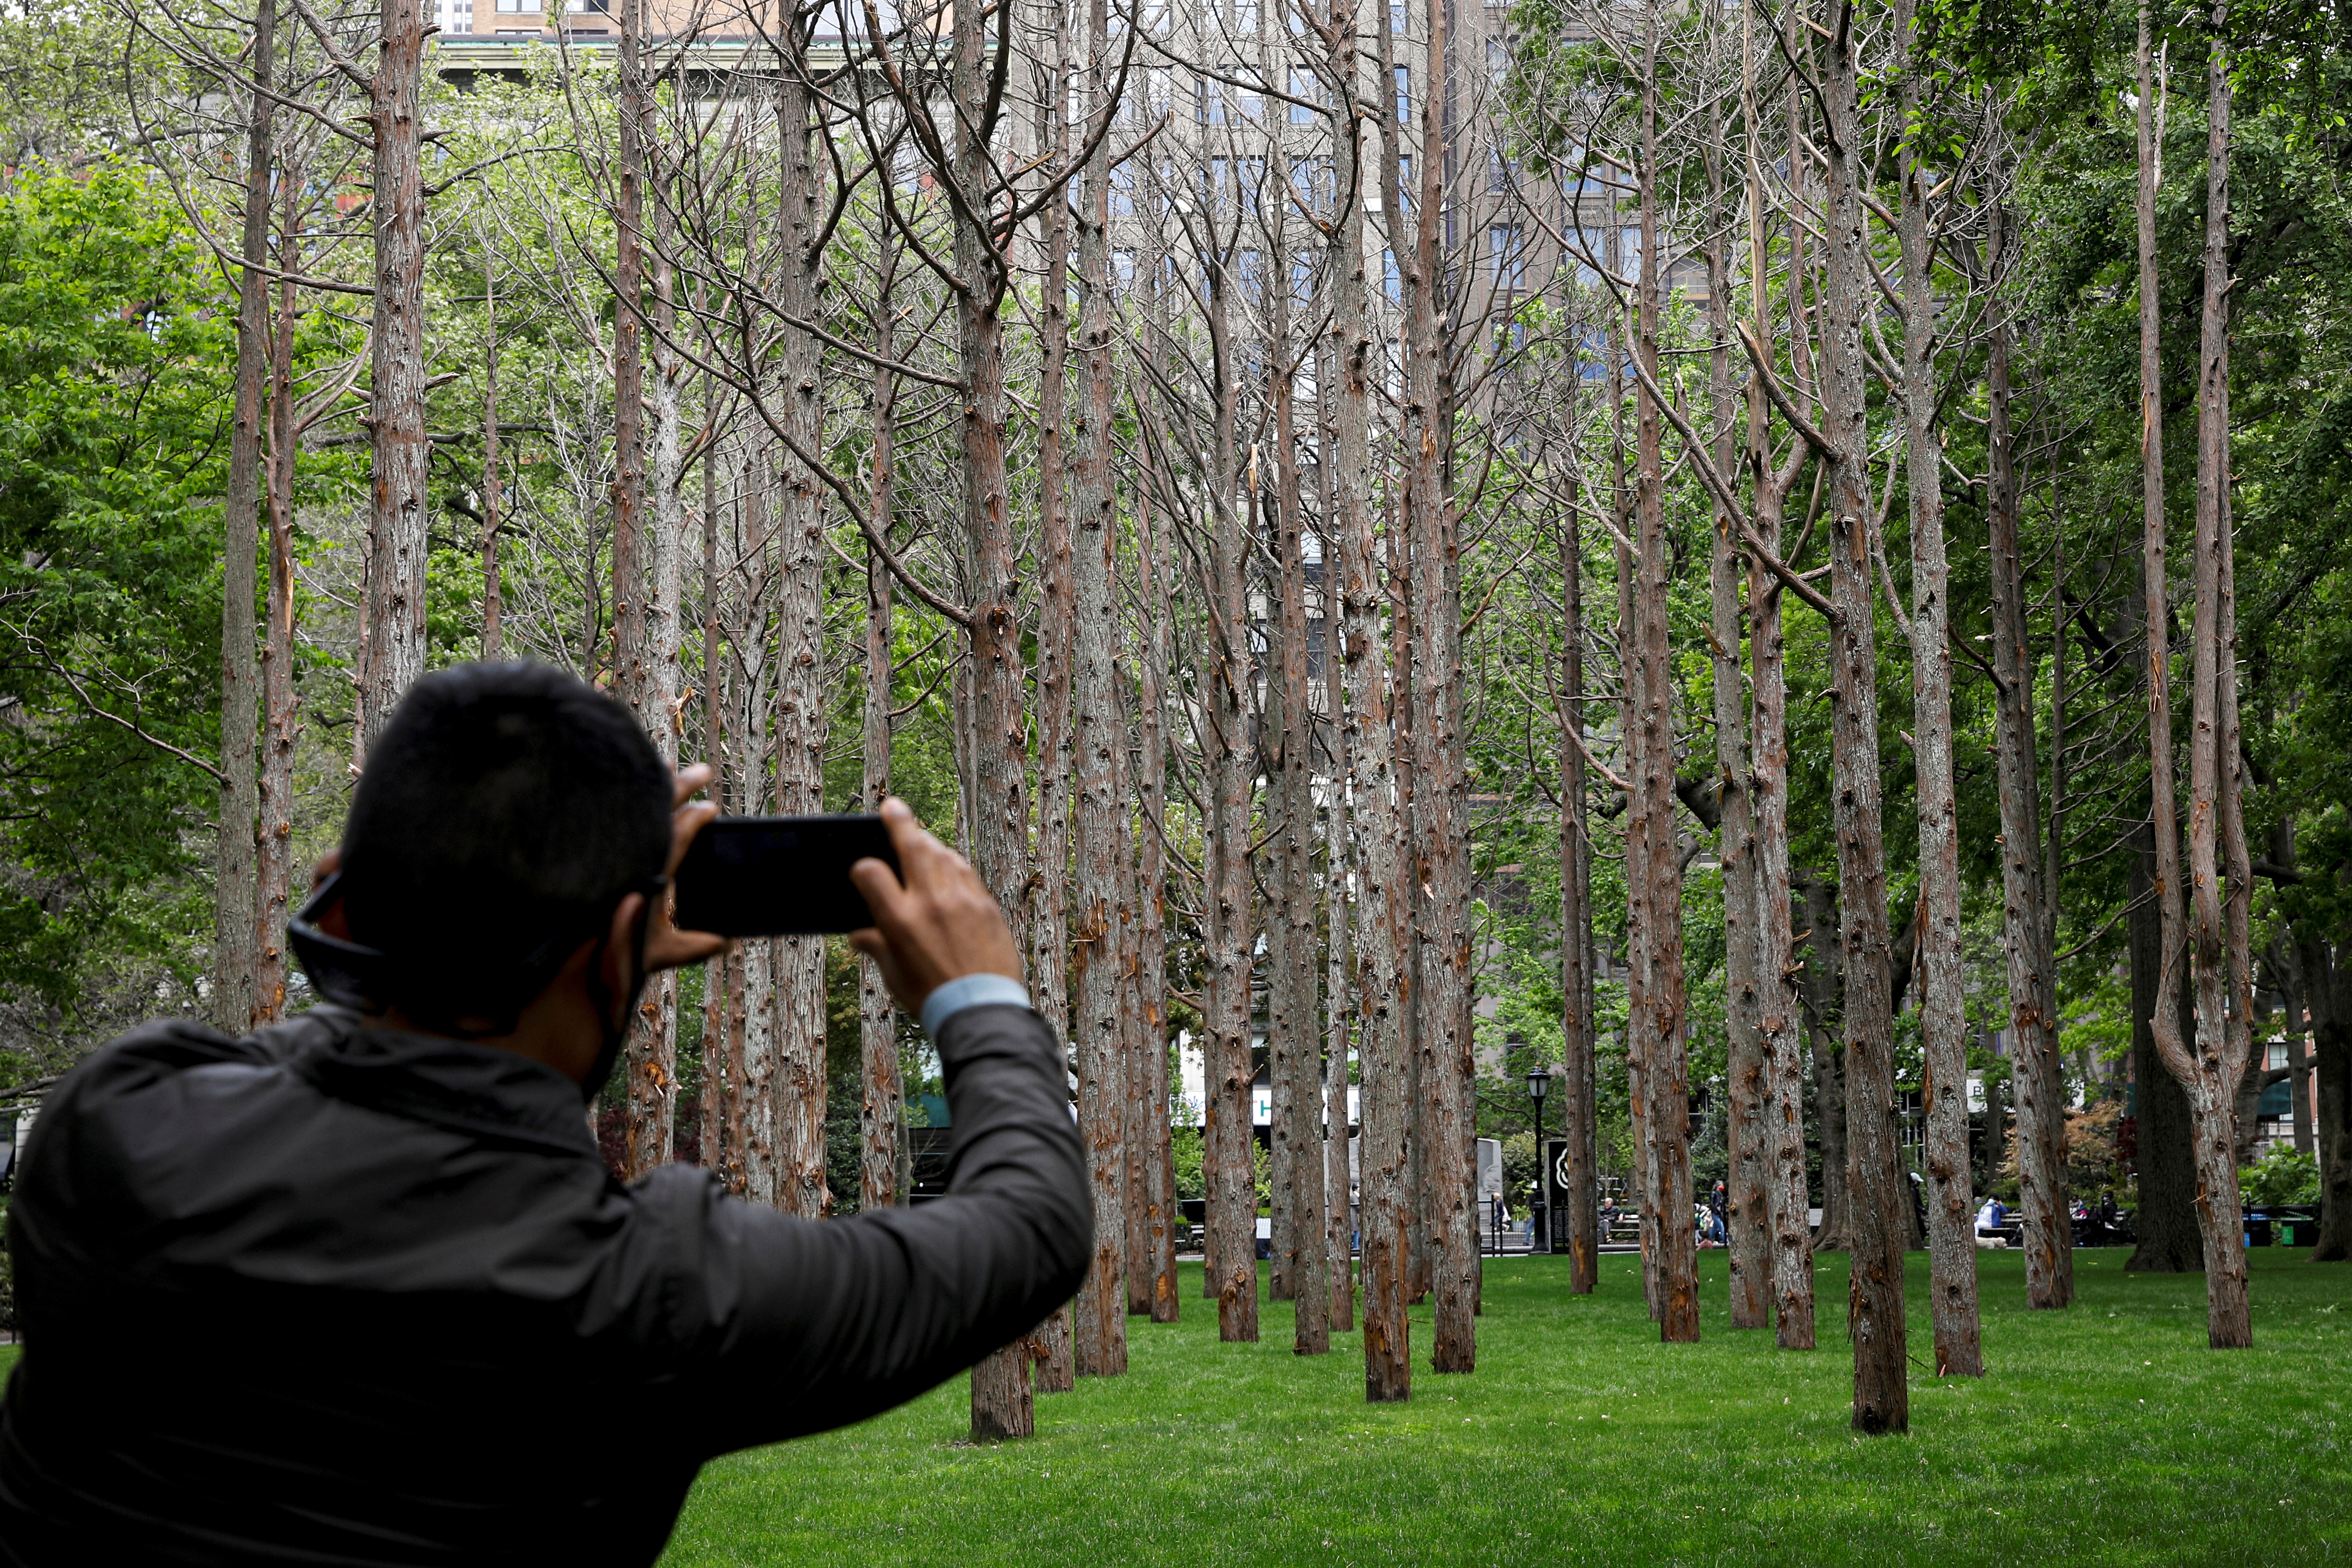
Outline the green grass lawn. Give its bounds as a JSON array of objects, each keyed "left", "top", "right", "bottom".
[{"left": 658, "top": 1248, "right": 2351, "bottom": 1567}]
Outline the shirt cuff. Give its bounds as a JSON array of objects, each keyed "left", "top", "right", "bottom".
[{"left": 920, "top": 973, "right": 1032, "bottom": 1039}]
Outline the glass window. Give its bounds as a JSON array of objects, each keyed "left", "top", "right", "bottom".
[
  {"left": 1394, "top": 65, "right": 1410, "bottom": 121},
  {"left": 1490, "top": 223, "right": 1524, "bottom": 292},
  {"left": 1196, "top": 74, "right": 1223, "bottom": 124},
  {"left": 1288, "top": 68, "right": 1316, "bottom": 123}
]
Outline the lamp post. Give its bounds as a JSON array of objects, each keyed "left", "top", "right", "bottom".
[{"left": 1526, "top": 1063, "right": 1552, "bottom": 1254}]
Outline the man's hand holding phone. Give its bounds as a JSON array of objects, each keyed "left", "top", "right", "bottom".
[{"left": 847, "top": 798, "right": 1022, "bottom": 1019}]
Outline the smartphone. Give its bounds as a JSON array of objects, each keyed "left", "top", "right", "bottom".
[{"left": 672, "top": 815, "right": 898, "bottom": 937}]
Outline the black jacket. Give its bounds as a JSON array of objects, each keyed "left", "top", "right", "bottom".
[{"left": 0, "top": 1001, "right": 1087, "bottom": 1565}]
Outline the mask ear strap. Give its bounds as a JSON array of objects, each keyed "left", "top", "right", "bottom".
[{"left": 579, "top": 877, "right": 663, "bottom": 1106}]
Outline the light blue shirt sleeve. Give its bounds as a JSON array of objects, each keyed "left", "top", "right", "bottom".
[{"left": 919, "top": 973, "right": 1033, "bottom": 1039}]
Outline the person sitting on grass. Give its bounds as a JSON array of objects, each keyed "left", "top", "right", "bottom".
[{"left": 0, "top": 662, "right": 1089, "bottom": 1567}]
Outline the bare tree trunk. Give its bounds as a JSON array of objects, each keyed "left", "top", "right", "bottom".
[
  {"left": 254, "top": 168, "right": 300, "bottom": 1029},
  {"left": 1630, "top": 7, "right": 1696, "bottom": 1345},
  {"left": 214, "top": 0, "right": 274, "bottom": 1035},
  {"left": 1752, "top": 579, "right": 1811, "bottom": 1347},
  {"left": 359, "top": 0, "right": 429, "bottom": 757},
  {"left": 859, "top": 240, "right": 903, "bottom": 1215},
  {"left": 1894, "top": 12, "right": 1982, "bottom": 1370},
  {"left": 1985, "top": 250, "right": 2070, "bottom": 1311},
  {"left": 1067, "top": 4, "right": 1129, "bottom": 1370},
  {"left": 1822, "top": 1, "right": 1906, "bottom": 1429},
  {"left": 1601, "top": 218, "right": 1658, "bottom": 1326},
  {"left": 619, "top": 6, "right": 680, "bottom": 1177},
  {"left": 610, "top": 0, "right": 647, "bottom": 718},
  {"left": 732, "top": 438, "right": 780, "bottom": 1207},
  {"left": 1205, "top": 449, "right": 1260, "bottom": 1345},
  {"left": 1135, "top": 498, "right": 1181, "bottom": 1320},
  {"left": 1325, "top": 716, "right": 1358, "bottom": 1332},
  {"left": 1558, "top": 416, "right": 1597, "bottom": 1297},
  {"left": 1702, "top": 87, "right": 1764, "bottom": 1331},
  {"left": 1269, "top": 309, "right": 1329, "bottom": 1352},
  {"left": 2125, "top": 3, "right": 2200, "bottom": 1277},
  {"left": 1746, "top": 0, "right": 1813, "bottom": 1350},
  {"left": 700, "top": 372, "right": 731, "bottom": 1186},
  {"left": 1016, "top": 5, "right": 1081, "bottom": 1400},
  {"left": 769, "top": 76, "right": 829, "bottom": 1224},
  {"left": 2179, "top": 7, "right": 2252, "bottom": 1347},
  {"left": 1337, "top": 136, "right": 1408, "bottom": 1394},
  {"left": 480, "top": 221, "right": 503, "bottom": 663},
  {"left": 952, "top": 0, "right": 1042, "bottom": 1434},
  {"left": 1402, "top": 0, "right": 1474, "bottom": 1374}
]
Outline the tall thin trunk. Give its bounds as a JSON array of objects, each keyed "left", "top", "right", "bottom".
[
  {"left": 700, "top": 367, "right": 731, "bottom": 1184},
  {"left": 1985, "top": 238, "right": 2070, "bottom": 1310},
  {"left": 624, "top": 41, "right": 684, "bottom": 1176},
  {"left": 1135, "top": 496, "right": 1181, "bottom": 1320},
  {"left": 1748, "top": 0, "right": 1814, "bottom": 1347},
  {"left": 1894, "top": 7, "right": 1982, "bottom": 1372},
  {"left": 1068, "top": 0, "right": 1130, "bottom": 1373},
  {"left": 611, "top": 0, "right": 647, "bottom": 715},
  {"left": 1269, "top": 291, "right": 1329, "bottom": 1351},
  {"left": 1022, "top": 8, "right": 1080, "bottom": 1399},
  {"left": 1702, "top": 71, "right": 1764, "bottom": 1331},
  {"left": 1822, "top": 0, "right": 1906, "bottom": 1429},
  {"left": 1338, "top": 109, "right": 1408, "bottom": 1391},
  {"left": 860, "top": 241, "right": 903, "bottom": 1215},
  {"left": 732, "top": 440, "right": 780, "bottom": 1207},
  {"left": 216, "top": 0, "right": 274, "bottom": 1035},
  {"left": 480, "top": 219, "right": 504, "bottom": 661},
  {"left": 2128, "top": 2, "right": 2204, "bottom": 1277},
  {"left": 953, "top": 0, "right": 1042, "bottom": 1437},
  {"left": 770, "top": 76, "right": 829, "bottom": 1223},
  {"left": 2175, "top": 6, "right": 2252, "bottom": 1346},
  {"left": 1205, "top": 445, "right": 1260, "bottom": 1346},
  {"left": 1324, "top": 654, "right": 1358, "bottom": 1331},
  {"left": 1400, "top": 0, "right": 1475, "bottom": 1374},
  {"left": 254, "top": 167, "right": 301, "bottom": 1029},
  {"left": 360, "top": 0, "right": 430, "bottom": 757},
  {"left": 1630, "top": 1, "right": 1696, "bottom": 1345},
  {"left": 1558, "top": 385, "right": 1597, "bottom": 1296}
]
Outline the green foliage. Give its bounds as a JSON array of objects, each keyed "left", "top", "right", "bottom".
[
  {"left": 1171, "top": 1123, "right": 1203, "bottom": 1201},
  {"left": 2241, "top": 1143, "right": 2320, "bottom": 1207},
  {"left": 0, "top": 163, "right": 236, "bottom": 1043}
]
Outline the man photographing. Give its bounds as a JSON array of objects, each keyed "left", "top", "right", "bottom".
[{"left": 0, "top": 663, "right": 1089, "bottom": 1564}]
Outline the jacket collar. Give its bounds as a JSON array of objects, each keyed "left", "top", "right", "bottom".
[{"left": 289, "top": 1007, "right": 599, "bottom": 1159}]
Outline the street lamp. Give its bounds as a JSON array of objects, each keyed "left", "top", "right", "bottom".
[{"left": 1526, "top": 1063, "right": 1552, "bottom": 1255}]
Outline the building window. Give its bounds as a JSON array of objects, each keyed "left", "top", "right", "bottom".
[
  {"left": 1490, "top": 224, "right": 1524, "bottom": 292},
  {"left": 1288, "top": 67, "right": 1317, "bottom": 123},
  {"left": 1394, "top": 64, "right": 1410, "bottom": 121}
]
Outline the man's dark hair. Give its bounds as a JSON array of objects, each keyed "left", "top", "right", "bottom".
[{"left": 339, "top": 662, "right": 671, "bottom": 1026}]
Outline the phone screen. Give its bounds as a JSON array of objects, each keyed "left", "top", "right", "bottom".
[{"left": 672, "top": 815, "right": 898, "bottom": 937}]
